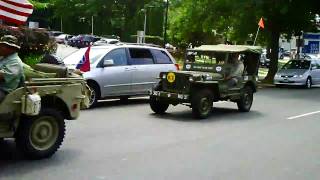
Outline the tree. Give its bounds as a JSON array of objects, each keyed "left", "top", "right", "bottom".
[{"left": 168, "top": 0, "right": 320, "bottom": 82}]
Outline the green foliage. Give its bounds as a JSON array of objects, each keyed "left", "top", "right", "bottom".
[
  {"left": 23, "top": 54, "right": 44, "bottom": 66},
  {"left": 45, "top": 0, "right": 167, "bottom": 42},
  {"left": 29, "top": 0, "right": 50, "bottom": 9},
  {"left": 0, "top": 25, "right": 56, "bottom": 65},
  {"left": 167, "top": 0, "right": 320, "bottom": 82}
]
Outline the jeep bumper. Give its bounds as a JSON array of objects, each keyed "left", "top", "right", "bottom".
[{"left": 150, "top": 90, "right": 189, "bottom": 102}]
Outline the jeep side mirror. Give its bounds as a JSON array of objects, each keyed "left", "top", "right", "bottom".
[{"left": 103, "top": 59, "right": 114, "bottom": 67}]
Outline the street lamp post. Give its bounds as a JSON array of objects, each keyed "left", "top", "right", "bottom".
[
  {"left": 143, "top": 9, "right": 147, "bottom": 43},
  {"left": 91, "top": 15, "right": 94, "bottom": 35},
  {"left": 163, "top": 0, "right": 169, "bottom": 47}
]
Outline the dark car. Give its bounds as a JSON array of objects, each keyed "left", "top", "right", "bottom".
[{"left": 68, "top": 35, "right": 101, "bottom": 48}]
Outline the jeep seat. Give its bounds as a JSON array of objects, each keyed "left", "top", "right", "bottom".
[{"left": 33, "top": 63, "right": 68, "bottom": 78}]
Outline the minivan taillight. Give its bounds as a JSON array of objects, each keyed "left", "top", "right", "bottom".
[{"left": 174, "top": 64, "right": 180, "bottom": 71}]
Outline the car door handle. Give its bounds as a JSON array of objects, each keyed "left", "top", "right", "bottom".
[
  {"left": 124, "top": 67, "right": 131, "bottom": 71},
  {"left": 131, "top": 67, "right": 138, "bottom": 71}
]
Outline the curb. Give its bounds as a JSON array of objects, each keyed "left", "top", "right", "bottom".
[{"left": 257, "top": 82, "right": 275, "bottom": 88}]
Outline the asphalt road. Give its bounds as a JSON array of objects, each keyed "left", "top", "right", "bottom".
[{"left": 1, "top": 87, "right": 320, "bottom": 180}]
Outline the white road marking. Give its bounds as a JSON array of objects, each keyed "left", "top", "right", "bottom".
[{"left": 287, "top": 110, "right": 320, "bottom": 120}]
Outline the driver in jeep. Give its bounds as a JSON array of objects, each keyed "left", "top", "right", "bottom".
[
  {"left": 225, "top": 53, "right": 244, "bottom": 87},
  {"left": 0, "top": 35, "right": 24, "bottom": 103}
]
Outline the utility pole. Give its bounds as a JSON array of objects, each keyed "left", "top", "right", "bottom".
[
  {"left": 163, "top": 0, "right": 169, "bottom": 47},
  {"left": 143, "top": 10, "right": 147, "bottom": 43},
  {"left": 91, "top": 16, "right": 94, "bottom": 35},
  {"left": 60, "top": 17, "right": 63, "bottom": 32}
]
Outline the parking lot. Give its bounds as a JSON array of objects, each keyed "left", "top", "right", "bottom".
[{"left": 1, "top": 87, "right": 320, "bottom": 180}]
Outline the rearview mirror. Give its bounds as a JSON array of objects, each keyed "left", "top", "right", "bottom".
[{"left": 103, "top": 59, "right": 114, "bottom": 67}]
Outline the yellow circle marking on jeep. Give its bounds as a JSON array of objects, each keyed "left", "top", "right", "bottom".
[{"left": 167, "top": 72, "right": 176, "bottom": 83}]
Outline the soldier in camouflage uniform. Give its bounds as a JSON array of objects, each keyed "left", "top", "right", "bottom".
[{"left": 0, "top": 35, "right": 24, "bottom": 102}]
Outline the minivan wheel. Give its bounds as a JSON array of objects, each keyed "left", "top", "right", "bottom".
[
  {"left": 237, "top": 86, "right": 253, "bottom": 112},
  {"left": 150, "top": 96, "right": 169, "bottom": 114},
  {"left": 87, "top": 82, "right": 100, "bottom": 108},
  {"left": 305, "top": 77, "right": 312, "bottom": 89},
  {"left": 191, "top": 89, "right": 213, "bottom": 119}
]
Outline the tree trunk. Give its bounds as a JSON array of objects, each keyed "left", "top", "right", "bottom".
[{"left": 263, "top": 30, "right": 280, "bottom": 83}]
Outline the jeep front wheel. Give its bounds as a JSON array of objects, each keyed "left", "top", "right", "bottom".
[
  {"left": 191, "top": 89, "right": 213, "bottom": 119},
  {"left": 237, "top": 86, "right": 253, "bottom": 112},
  {"left": 15, "top": 108, "right": 65, "bottom": 160},
  {"left": 150, "top": 96, "right": 169, "bottom": 114}
]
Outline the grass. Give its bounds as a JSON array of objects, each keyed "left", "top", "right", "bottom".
[{"left": 258, "top": 59, "right": 289, "bottom": 80}]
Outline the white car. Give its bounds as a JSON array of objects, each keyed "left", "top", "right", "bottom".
[
  {"left": 55, "top": 34, "right": 74, "bottom": 44},
  {"left": 93, "top": 38, "right": 120, "bottom": 46},
  {"left": 274, "top": 59, "right": 320, "bottom": 88},
  {"left": 63, "top": 44, "right": 179, "bottom": 107}
]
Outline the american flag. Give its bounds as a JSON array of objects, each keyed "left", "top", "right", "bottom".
[{"left": 0, "top": 0, "right": 33, "bottom": 25}]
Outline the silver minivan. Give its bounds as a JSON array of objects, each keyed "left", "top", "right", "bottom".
[
  {"left": 274, "top": 59, "right": 320, "bottom": 88},
  {"left": 63, "top": 44, "right": 179, "bottom": 107}
]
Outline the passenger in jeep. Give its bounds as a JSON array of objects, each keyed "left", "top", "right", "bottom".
[
  {"left": 225, "top": 53, "right": 244, "bottom": 87},
  {"left": 0, "top": 35, "right": 24, "bottom": 103}
]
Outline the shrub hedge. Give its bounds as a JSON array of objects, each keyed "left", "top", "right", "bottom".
[{"left": 0, "top": 25, "right": 57, "bottom": 65}]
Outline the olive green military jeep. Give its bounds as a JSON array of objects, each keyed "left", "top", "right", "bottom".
[
  {"left": 0, "top": 64, "right": 89, "bottom": 159},
  {"left": 149, "top": 44, "right": 262, "bottom": 119}
]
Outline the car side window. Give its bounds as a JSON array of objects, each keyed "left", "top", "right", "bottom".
[
  {"left": 103, "top": 48, "right": 128, "bottom": 66},
  {"left": 316, "top": 61, "right": 320, "bottom": 69},
  {"left": 311, "top": 62, "right": 317, "bottom": 69},
  {"left": 151, "top": 49, "right": 173, "bottom": 64},
  {"left": 129, "top": 48, "right": 154, "bottom": 65}
]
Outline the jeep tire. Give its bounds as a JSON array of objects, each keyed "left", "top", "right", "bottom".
[
  {"left": 15, "top": 108, "right": 66, "bottom": 160},
  {"left": 237, "top": 86, "right": 253, "bottom": 112},
  {"left": 191, "top": 89, "right": 213, "bottom": 119},
  {"left": 150, "top": 96, "right": 169, "bottom": 114}
]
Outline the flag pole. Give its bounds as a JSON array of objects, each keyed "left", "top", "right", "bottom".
[{"left": 253, "top": 26, "right": 260, "bottom": 46}]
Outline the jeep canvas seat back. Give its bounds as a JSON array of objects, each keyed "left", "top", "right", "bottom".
[{"left": 184, "top": 44, "right": 262, "bottom": 77}]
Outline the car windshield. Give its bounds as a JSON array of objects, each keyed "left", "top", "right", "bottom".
[
  {"left": 63, "top": 48, "right": 109, "bottom": 65},
  {"left": 282, "top": 60, "right": 310, "bottom": 69}
]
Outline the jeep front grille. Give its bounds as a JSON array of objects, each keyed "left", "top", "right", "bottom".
[{"left": 162, "top": 73, "right": 190, "bottom": 93}]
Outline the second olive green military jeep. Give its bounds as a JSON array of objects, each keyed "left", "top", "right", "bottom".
[{"left": 149, "top": 44, "right": 262, "bottom": 119}]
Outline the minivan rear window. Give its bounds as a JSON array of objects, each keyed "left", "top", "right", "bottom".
[
  {"left": 151, "top": 49, "right": 172, "bottom": 64},
  {"left": 129, "top": 48, "right": 154, "bottom": 65}
]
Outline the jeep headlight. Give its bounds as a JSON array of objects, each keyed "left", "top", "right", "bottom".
[
  {"left": 162, "top": 74, "right": 167, "bottom": 79},
  {"left": 189, "top": 76, "right": 194, "bottom": 82},
  {"left": 205, "top": 76, "right": 213, "bottom": 81}
]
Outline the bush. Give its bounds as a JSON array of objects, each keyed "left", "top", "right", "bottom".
[
  {"left": 23, "top": 54, "right": 44, "bottom": 66},
  {"left": 0, "top": 25, "right": 57, "bottom": 65}
]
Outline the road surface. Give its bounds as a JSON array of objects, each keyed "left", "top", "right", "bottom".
[{"left": 1, "top": 87, "right": 320, "bottom": 180}]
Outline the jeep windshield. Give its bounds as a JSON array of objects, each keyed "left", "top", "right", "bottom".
[{"left": 185, "top": 51, "right": 228, "bottom": 65}]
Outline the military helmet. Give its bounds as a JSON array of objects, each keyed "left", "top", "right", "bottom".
[{"left": 0, "top": 35, "right": 20, "bottom": 49}]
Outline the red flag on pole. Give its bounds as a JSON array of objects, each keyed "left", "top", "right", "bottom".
[
  {"left": 258, "top": 17, "right": 265, "bottom": 29},
  {"left": 76, "top": 46, "right": 91, "bottom": 72},
  {"left": 0, "top": 0, "right": 34, "bottom": 25}
]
